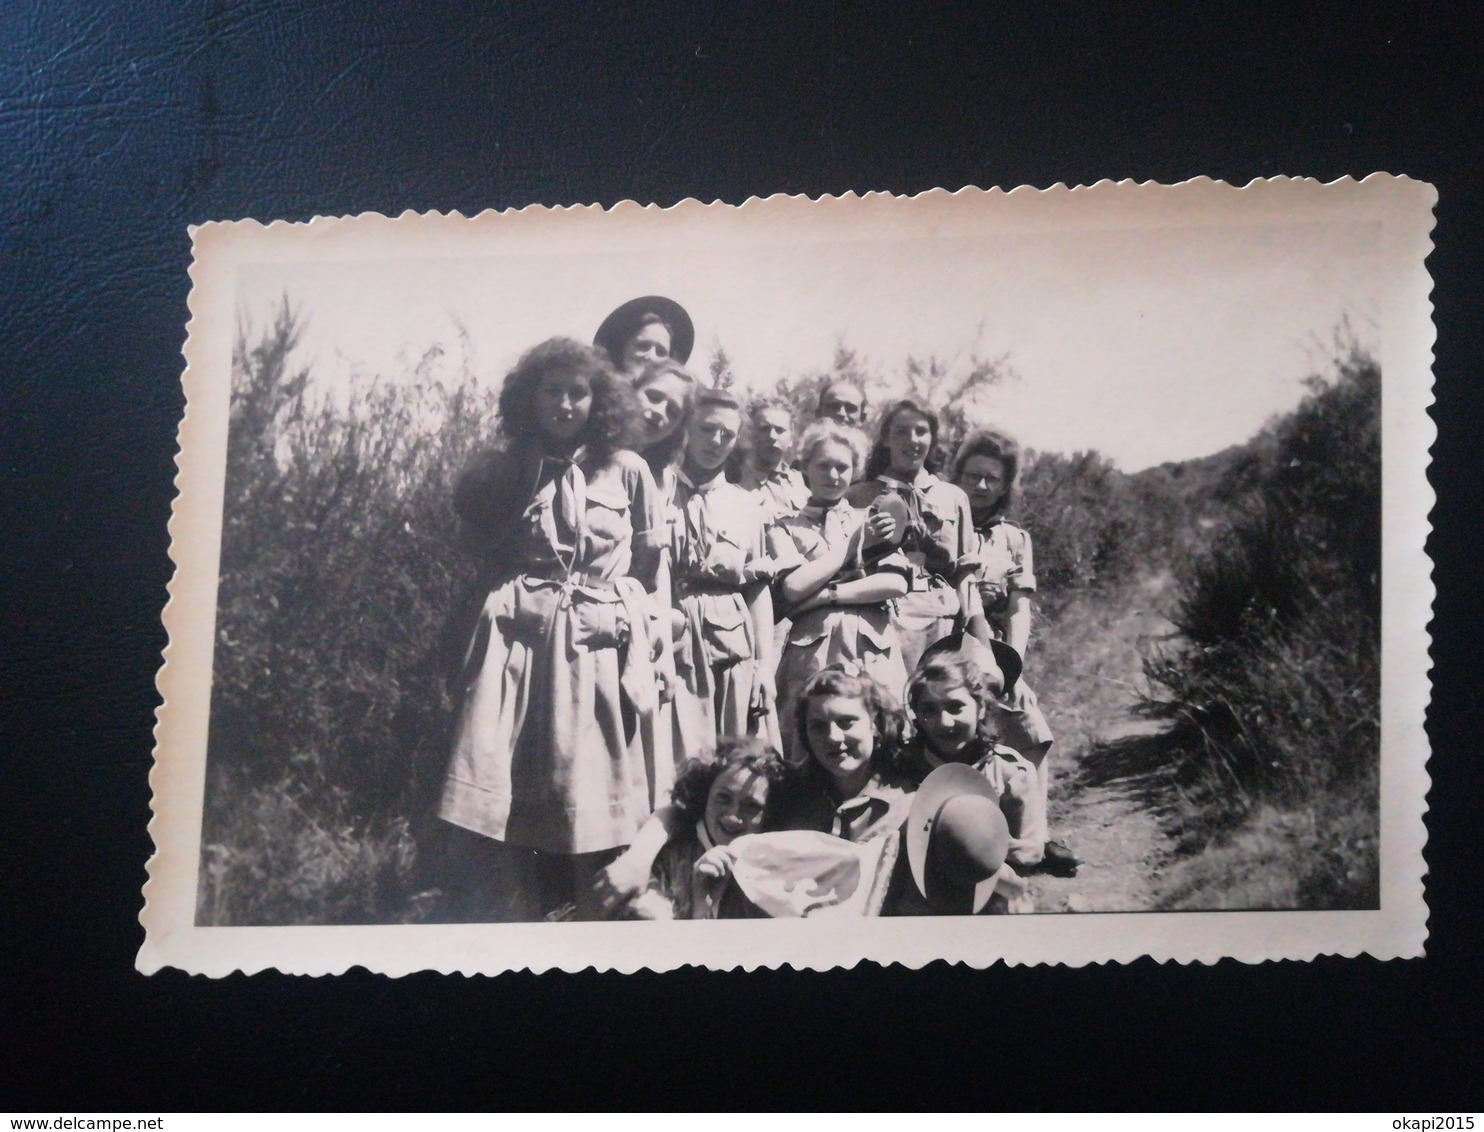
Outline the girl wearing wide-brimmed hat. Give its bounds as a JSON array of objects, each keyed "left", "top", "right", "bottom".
[
  {"left": 438, "top": 338, "right": 669, "bottom": 919},
  {"left": 593, "top": 295, "right": 695, "bottom": 377},
  {"left": 597, "top": 298, "right": 698, "bottom": 505},
  {"left": 847, "top": 398, "right": 981, "bottom": 673},
  {"left": 950, "top": 428, "right": 1076, "bottom": 876}
]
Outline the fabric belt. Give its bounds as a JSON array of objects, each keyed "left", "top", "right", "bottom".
[
  {"left": 675, "top": 577, "right": 745, "bottom": 598},
  {"left": 519, "top": 566, "right": 619, "bottom": 590}
]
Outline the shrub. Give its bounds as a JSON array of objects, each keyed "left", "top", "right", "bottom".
[
  {"left": 199, "top": 300, "right": 497, "bottom": 924},
  {"left": 1145, "top": 346, "right": 1381, "bottom": 908}
]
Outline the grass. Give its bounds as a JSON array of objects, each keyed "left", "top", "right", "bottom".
[
  {"left": 197, "top": 766, "right": 426, "bottom": 926},
  {"left": 198, "top": 302, "right": 1379, "bottom": 922},
  {"left": 1154, "top": 782, "right": 1380, "bottom": 910}
]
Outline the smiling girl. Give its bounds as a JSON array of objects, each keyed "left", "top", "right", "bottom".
[
  {"left": 630, "top": 359, "right": 697, "bottom": 491},
  {"left": 848, "top": 399, "right": 979, "bottom": 672},
  {"left": 768, "top": 665, "right": 915, "bottom": 845},
  {"left": 624, "top": 736, "right": 789, "bottom": 920},
  {"left": 593, "top": 295, "right": 695, "bottom": 378},
  {"left": 901, "top": 651, "right": 1046, "bottom": 879},
  {"left": 769, "top": 422, "right": 912, "bottom": 757},
  {"left": 440, "top": 338, "right": 667, "bottom": 918}
]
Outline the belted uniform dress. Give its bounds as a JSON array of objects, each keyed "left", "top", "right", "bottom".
[
  {"left": 441, "top": 446, "right": 666, "bottom": 854},
  {"left": 667, "top": 470, "right": 780, "bottom": 752}
]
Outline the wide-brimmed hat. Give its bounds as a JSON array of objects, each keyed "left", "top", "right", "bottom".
[
  {"left": 593, "top": 295, "right": 694, "bottom": 367},
  {"left": 906, "top": 763, "right": 1011, "bottom": 914},
  {"left": 919, "top": 630, "right": 1023, "bottom": 698}
]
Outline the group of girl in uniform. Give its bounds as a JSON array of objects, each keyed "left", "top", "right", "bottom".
[{"left": 437, "top": 296, "right": 1074, "bottom": 922}]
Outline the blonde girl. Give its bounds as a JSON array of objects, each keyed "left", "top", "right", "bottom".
[{"left": 770, "top": 422, "right": 912, "bottom": 757}]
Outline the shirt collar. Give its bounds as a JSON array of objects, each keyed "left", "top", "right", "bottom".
[
  {"left": 878, "top": 469, "right": 936, "bottom": 493},
  {"left": 974, "top": 511, "right": 1007, "bottom": 534},
  {"left": 676, "top": 467, "right": 727, "bottom": 495},
  {"left": 801, "top": 496, "right": 849, "bottom": 522},
  {"left": 828, "top": 775, "right": 909, "bottom": 839}
]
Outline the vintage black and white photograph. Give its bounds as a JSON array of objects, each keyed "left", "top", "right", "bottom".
[{"left": 141, "top": 177, "right": 1433, "bottom": 975}]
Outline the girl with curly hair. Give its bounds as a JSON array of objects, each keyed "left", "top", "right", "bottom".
[
  {"left": 620, "top": 736, "right": 788, "bottom": 920},
  {"left": 766, "top": 664, "right": 915, "bottom": 844},
  {"left": 440, "top": 337, "right": 670, "bottom": 919},
  {"left": 768, "top": 660, "right": 1033, "bottom": 916},
  {"left": 848, "top": 398, "right": 980, "bottom": 673},
  {"left": 591, "top": 663, "right": 913, "bottom": 915}
]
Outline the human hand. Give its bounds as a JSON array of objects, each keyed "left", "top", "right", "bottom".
[
  {"left": 750, "top": 669, "right": 775, "bottom": 717},
  {"left": 863, "top": 506, "right": 897, "bottom": 547},
  {"left": 655, "top": 668, "right": 676, "bottom": 705},
  {"left": 694, "top": 845, "right": 738, "bottom": 881},
  {"left": 992, "top": 862, "right": 1029, "bottom": 900},
  {"left": 625, "top": 891, "right": 676, "bottom": 920}
]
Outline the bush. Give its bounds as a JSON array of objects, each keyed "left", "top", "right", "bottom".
[
  {"left": 1145, "top": 346, "right": 1381, "bottom": 908},
  {"left": 198, "top": 300, "right": 497, "bottom": 924}
]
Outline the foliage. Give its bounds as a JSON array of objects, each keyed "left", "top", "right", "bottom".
[
  {"left": 742, "top": 343, "right": 1017, "bottom": 473},
  {"left": 203, "top": 299, "right": 1378, "bottom": 922},
  {"left": 200, "top": 299, "right": 497, "bottom": 924},
  {"left": 1144, "top": 345, "right": 1381, "bottom": 908}
]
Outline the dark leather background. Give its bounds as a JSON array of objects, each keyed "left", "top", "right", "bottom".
[{"left": 2, "top": 0, "right": 1480, "bottom": 1110}]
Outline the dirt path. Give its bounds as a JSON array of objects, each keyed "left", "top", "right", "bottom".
[
  {"left": 1030, "top": 716, "right": 1175, "bottom": 913},
  {"left": 1024, "top": 575, "right": 1182, "bottom": 913}
]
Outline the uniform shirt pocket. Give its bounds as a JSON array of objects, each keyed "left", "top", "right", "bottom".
[{"left": 700, "top": 598, "right": 753, "bottom": 665}]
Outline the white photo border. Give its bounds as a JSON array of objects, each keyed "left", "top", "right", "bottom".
[{"left": 139, "top": 175, "right": 1435, "bottom": 976}]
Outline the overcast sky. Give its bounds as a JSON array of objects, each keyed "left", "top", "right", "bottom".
[{"left": 237, "top": 214, "right": 1379, "bottom": 471}]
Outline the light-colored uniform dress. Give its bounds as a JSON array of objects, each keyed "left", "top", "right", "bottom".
[
  {"left": 848, "top": 471, "right": 978, "bottom": 673},
  {"left": 668, "top": 471, "right": 781, "bottom": 752},
  {"left": 441, "top": 446, "right": 666, "bottom": 855},
  {"left": 737, "top": 462, "right": 809, "bottom": 654},
  {"left": 769, "top": 500, "right": 913, "bottom": 755},
  {"left": 965, "top": 515, "right": 1055, "bottom": 757}
]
